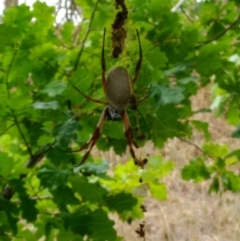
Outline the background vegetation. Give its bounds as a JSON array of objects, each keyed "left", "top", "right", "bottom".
[{"left": 1, "top": 0, "right": 240, "bottom": 240}]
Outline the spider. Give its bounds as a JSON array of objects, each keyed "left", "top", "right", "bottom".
[{"left": 57, "top": 28, "right": 149, "bottom": 167}]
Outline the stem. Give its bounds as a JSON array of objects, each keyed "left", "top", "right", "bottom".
[
  {"left": 38, "top": 57, "right": 68, "bottom": 77},
  {"left": 178, "top": 137, "right": 214, "bottom": 161},
  {"left": 71, "top": 0, "right": 100, "bottom": 74},
  {"left": 0, "top": 123, "right": 15, "bottom": 135},
  {"left": 5, "top": 46, "right": 18, "bottom": 99},
  {"left": 12, "top": 110, "right": 34, "bottom": 159},
  {"left": 180, "top": 6, "right": 193, "bottom": 22},
  {"left": 195, "top": 15, "right": 240, "bottom": 49}
]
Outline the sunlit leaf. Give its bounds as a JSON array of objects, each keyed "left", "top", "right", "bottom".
[
  {"left": 42, "top": 80, "right": 67, "bottom": 97},
  {"left": 32, "top": 101, "right": 59, "bottom": 110}
]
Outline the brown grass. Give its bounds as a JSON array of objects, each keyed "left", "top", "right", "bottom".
[{"left": 95, "top": 85, "right": 240, "bottom": 241}]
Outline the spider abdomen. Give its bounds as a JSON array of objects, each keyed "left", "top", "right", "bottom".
[{"left": 106, "top": 66, "right": 133, "bottom": 110}]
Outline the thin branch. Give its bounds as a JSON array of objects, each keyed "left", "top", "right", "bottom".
[
  {"left": 5, "top": 45, "right": 18, "bottom": 99},
  {"left": 177, "top": 137, "right": 214, "bottom": 161},
  {"left": 4, "top": 45, "right": 35, "bottom": 163},
  {"left": 12, "top": 110, "right": 34, "bottom": 159},
  {"left": 3, "top": 45, "right": 34, "bottom": 160},
  {"left": 38, "top": 57, "right": 68, "bottom": 77},
  {"left": 180, "top": 6, "right": 193, "bottom": 22},
  {"left": 0, "top": 123, "right": 15, "bottom": 135},
  {"left": 1, "top": 143, "right": 54, "bottom": 201},
  {"left": 25, "top": 143, "right": 54, "bottom": 168},
  {"left": 195, "top": 15, "right": 240, "bottom": 49},
  {"left": 70, "top": 0, "right": 100, "bottom": 75}
]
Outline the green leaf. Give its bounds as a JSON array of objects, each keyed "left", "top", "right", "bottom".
[
  {"left": 164, "top": 64, "right": 188, "bottom": 76},
  {"left": 0, "top": 26, "right": 16, "bottom": 49},
  {"left": 109, "top": 138, "right": 127, "bottom": 155},
  {"left": 61, "top": 208, "right": 117, "bottom": 240},
  {"left": 181, "top": 157, "right": 211, "bottom": 182},
  {"left": 70, "top": 176, "right": 107, "bottom": 204},
  {"left": 215, "top": 157, "right": 226, "bottom": 170},
  {"left": 102, "top": 121, "right": 123, "bottom": 139},
  {"left": 149, "top": 182, "right": 167, "bottom": 200},
  {"left": 152, "top": 84, "right": 185, "bottom": 106},
  {"left": 207, "top": 22, "right": 225, "bottom": 40},
  {"left": 231, "top": 125, "right": 240, "bottom": 138},
  {"left": 42, "top": 81, "right": 67, "bottom": 97},
  {"left": 51, "top": 186, "right": 80, "bottom": 211},
  {"left": 222, "top": 171, "right": 240, "bottom": 192},
  {"left": 203, "top": 143, "right": 229, "bottom": 158},
  {"left": 60, "top": 21, "right": 75, "bottom": 45},
  {"left": 89, "top": 209, "right": 117, "bottom": 241},
  {"left": 178, "top": 76, "right": 199, "bottom": 84},
  {"left": 9, "top": 179, "right": 38, "bottom": 222},
  {"left": 0, "top": 197, "right": 19, "bottom": 234},
  {"left": 32, "top": 101, "right": 59, "bottom": 110},
  {"left": 224, "top": 149, "right": 240, "bottom": 160},
  {"left": 2, "top": 0, "right": 240, "bottom": 238},
  {"left": 191, "top": 120, "right": 211, "bottom": 140},
  {"left": 3, "top": 4, "right": 32, "bottom": 27},
  {"left": 0, "top": 153, "right": 14, "bottom": 177},
  {"left": 61, "top": 207, "right": 91, "bottom": 236},
  {"left": 209, "top": 176, "right": 220, "bottom": 193},
  {"left": 145, "top": 48, "right": 167, "bottom": 69},
  {"left": 32, "top": 1, "right": 55, "bottom": 24},
  {"left": 55, "top": 118, "right": 79, "bottom": 147},
  {"left": 104, "top": 193, "right": 138, "bottom": 214},
  {"left": 196, "top": 44, "right": 222, "bottom": 75},
  {"left": 142, "top": 155, "right": 175, "bottom": 182},
  {"left": 37, "top": 165, "right": 71, "bottom": 187},
  {"left": 45, "top": 221, "right": 52, "bottom": 241},
  {"left": 226, "top": 103, "right": 239, "bottom": 125},
  {"left": 76, "top": 161, "right": 109, "bottom": 176}
]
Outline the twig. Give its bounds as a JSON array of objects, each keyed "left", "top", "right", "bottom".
[
  {"left": 171, "top": 0, "right": 186, "bottom": 12},
  {"left": 5, "top": 45, "right": 18, "bottom": 99},
  {"left": 4, "top": 45, "right": 34, "bottom": 159},
  {"left": 12, "top": 110, "right": 34, "bottom": 159},
  {"left": 25, "top": 143, "right": 54, "bottom": 168},
  {"left": 38, "top": 57, "right": 68, "bottom": 77},
  {"left": 0, "top": 123, "right": 15, "bottom": 135},
  {"left": 177, "top": 137, "right": 214, "bottom": 161},
  {"left": 195, "top": 15, "right": 240, "bottom": 49},
  {"left": 180, "top": 6, "right": 193, "bottom": 22},
  {"left": 70, "top": 0, "right": 100, "bottom": 74},
  {"left": 4, "top": 45, "right": 35, "bottom": 162},
  {"left": 1, "top": 143, "right": 54, "bottom": 201}
]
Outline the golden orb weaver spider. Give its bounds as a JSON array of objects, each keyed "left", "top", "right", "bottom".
[{"left": 57, "top": 28, "right": 149, "bottom": 167}]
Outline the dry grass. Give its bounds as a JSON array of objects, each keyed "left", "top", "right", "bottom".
[{"left": 96, "top": 85, "right": 240, "bottom": 241}]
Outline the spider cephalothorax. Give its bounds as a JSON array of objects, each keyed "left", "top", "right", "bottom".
[
  {"left": 106, "top": 106, "right": 123, "bottom": 121},
  {"left": 57, "top": 28, "right": 149, "bottom": 166}
]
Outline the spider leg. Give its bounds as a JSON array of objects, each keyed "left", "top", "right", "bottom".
[
  {"left": 122, "top": 110, "right": 139, "bottom": 165},
  {"left": 101, "top": 28, "right": 107, "bottom": 93},
  {"left": 72, "top": 85, "right": 107, "bottom": 105},
  {"left": 137, "top": 84, "right": 152, "bottom": 104},
  {"left": 74, "top": 107, "right": 108, "bottom": 166},
  {"left": 132, "top": 29, "right": 142, "bottom": 85},
  {"left": 56, "top": 107, "right": 108, "bottom": 166}
]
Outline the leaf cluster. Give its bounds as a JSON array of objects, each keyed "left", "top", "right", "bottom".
[{"left": 1, "top": 0, "right": 240, "bottom": 240}]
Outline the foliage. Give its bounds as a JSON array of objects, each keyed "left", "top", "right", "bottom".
[{"left": 0, "top": 0, "right": 240, "bottom": 240}]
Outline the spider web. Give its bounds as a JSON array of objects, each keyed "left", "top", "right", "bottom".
[{"left": 21, "top": 32, "right": 220, "bottom": 241}]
